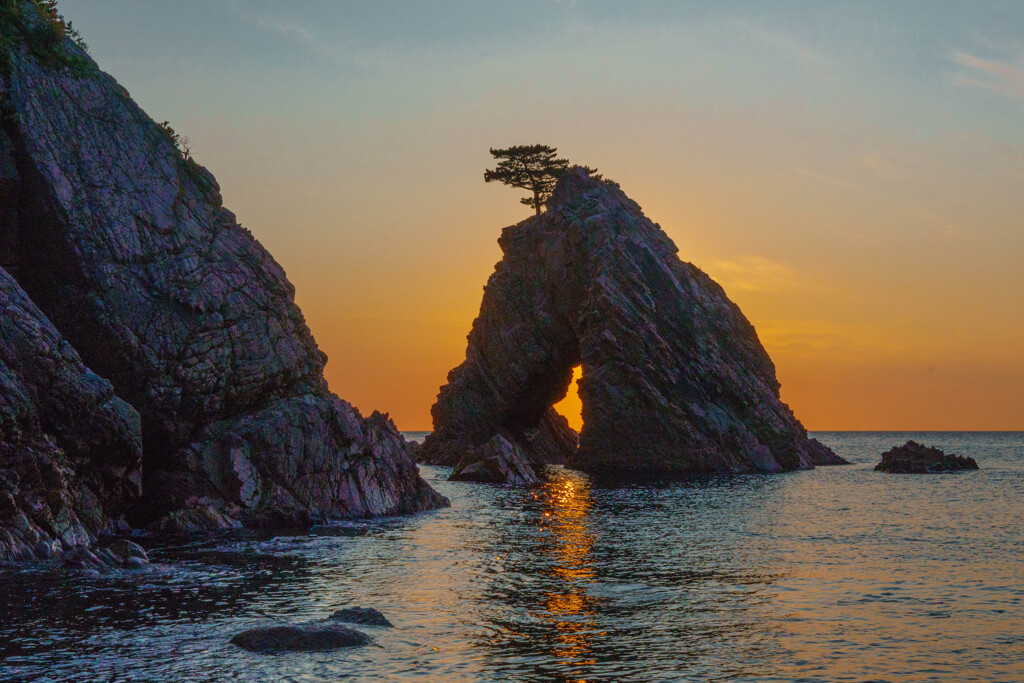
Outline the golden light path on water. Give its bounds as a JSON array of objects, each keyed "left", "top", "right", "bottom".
[
  {"left": 535, "top": 468, "right": 601, "bottom": 677},
  {"left": 2, "top": 434, "right": 1023, "bottom": 680}
]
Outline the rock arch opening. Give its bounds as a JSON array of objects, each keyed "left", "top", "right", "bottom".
[{"left": 553, "top": 365, "right": 584, "bottom": 432}]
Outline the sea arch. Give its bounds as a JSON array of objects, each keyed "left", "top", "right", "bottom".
[{"left": 417, "top": 170, "right": 844, "bottom": 476}]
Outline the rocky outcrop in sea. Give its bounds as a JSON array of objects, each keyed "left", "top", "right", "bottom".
[
  {"left": 449, "top": 434, "right": 540, "bottom": 485},
  {"left": 0, "top": 3, "right": 446, "bottom": 558},
  {"left": 419, "top": 169, "right": 845, "bottom": 476},
  {"left": 874, "top": 441, "right": 978, "bottom": 474},
  {"left": 230, "top": 622, "right": 373, "bottom": 654}
]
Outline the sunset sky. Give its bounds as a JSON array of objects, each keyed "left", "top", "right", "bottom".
[{"left": 60, "top": 1, "right": 1024, "bottom": 430}]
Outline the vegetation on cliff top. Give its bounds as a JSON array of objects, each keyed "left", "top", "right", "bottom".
[
  {"left": 0, "top": 0, "right": 92, "bottom": 74},
  {"left": 484, "top": 144, "right": 608, "bottom": 216}
]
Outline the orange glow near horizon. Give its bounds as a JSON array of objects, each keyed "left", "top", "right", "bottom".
[
  {"left": 310, "top": 208, "right": 1024, "bottom": 433},
  {"left": 64, "top": 1, "right": 1024, "bottom": 434},
  {"left": 289, "top": 137, "right": 1024, "bottom": 433}
]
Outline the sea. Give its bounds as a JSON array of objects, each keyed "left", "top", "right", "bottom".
[{"left": 1, "top": 432, "right": 1021, "bottom": 682}]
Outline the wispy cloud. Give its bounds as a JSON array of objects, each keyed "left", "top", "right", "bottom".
[
  {"left": 755, "top": 319, "right": 860, "bottom": 351},
  {"left": 791, "top": 166, "right": 861, "bottom": 190},
  {"left": 223, "top": 0, "right": 341, "bottom": 62},
  {"left": 861, "top": 153, "right": 920, "bottom": 182},
  {"left": 755, "top": 319, "right": 940, "bottom": 359},
  {"left": 703, "top": 255, "right": 808, "bottom": 293},
  {"left": 731, "top": 20, "right": 833, "bottom": 83},
  {"left": 951, "top": 50, "right": 1024, "bottom": 99}
]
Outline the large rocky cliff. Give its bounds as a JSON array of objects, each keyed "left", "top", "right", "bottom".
[
  {"left": 0, "top": 3, "right": 445, "bottom": 550},
  {"left": 1, "top": 266, "right": 142, "bottom": 560},
  {"left": 420, "top": 169, "right": 845, "bottom": 475}
]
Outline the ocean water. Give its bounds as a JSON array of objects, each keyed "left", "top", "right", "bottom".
[{"left": 1, "top": 432, "right": 1021, "bottom": 682}]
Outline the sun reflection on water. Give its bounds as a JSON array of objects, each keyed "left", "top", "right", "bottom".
[{"left": 536, "top": 468, "right": 603, "bottom": 675}]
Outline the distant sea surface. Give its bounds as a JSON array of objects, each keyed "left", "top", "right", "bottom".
[{"left": 1, "top": 432, "right": 1022, "bottom": 682}]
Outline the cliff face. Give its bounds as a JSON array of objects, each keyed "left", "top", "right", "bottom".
[
  {"left": 1, "top": 266, "right": 142, "bottom": 560},
  {"left": 0, "top": 7, "right": 446, "bottom": 534},
  {"left": 420, "top": 169, "right": 845, "bottom": 475}
]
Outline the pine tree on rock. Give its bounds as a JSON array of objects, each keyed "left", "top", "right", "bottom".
[{"left": 484, "top": 144, "right": 571, "bottom": 216}]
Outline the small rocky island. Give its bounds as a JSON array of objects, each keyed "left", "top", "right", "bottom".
[
  {"left": 874, "top": 441, "right": 979, "bottom": 474},
  {"left": 419, "top": 169, "right": 846, "bottom": 478}
]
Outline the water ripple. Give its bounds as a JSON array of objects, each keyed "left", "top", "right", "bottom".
[{"left": 1, "top": 432, "right": 1021, "bottom": 681}]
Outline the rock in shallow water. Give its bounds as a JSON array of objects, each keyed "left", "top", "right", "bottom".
[
  {"left": 874, "top": 441, "right": 978, "bottom": 473},
  {"left": 329, "top": 607, "right": 394, "bottom": 627},
  {"left": 61, "top": 538, "right": 149, "bottom": 571},
  {"left": 419, "top": 169, "right": 846, "bottom": 476},
  {"left": 230, "top": 623, "right": 373, "bottom": 653},
  {"left": 449, "top": 435, "right": 539, "bottom": 485}
]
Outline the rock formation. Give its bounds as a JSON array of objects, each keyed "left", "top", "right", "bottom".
[
  {"left": 0, "top": 3, "right": 446, "bottom": 541},
  {"left": 1, "top": 266, "right": 142, "bottom": 561},
  {"left": 419, "top": 169, "right": 845, "bottom": 476},
  {"left": 329, "top": 607, "right": 394, "bottom": 627},
  {"left": 230, "top": 606, "right": 394, "bottom": 653},
  {"left": 874, "top": 441, "right": 978, "bottom": 474},
  {"left": 449, "top": 434, "right": 540, "bottom": 485},
  {"left": 62, "top": 538, "right": 150, "bottom": 572},
  {"left": 230, "top": 622, "right": 373, "bottom": 653}
]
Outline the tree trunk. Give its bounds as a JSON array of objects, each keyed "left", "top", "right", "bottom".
[{"left": 533, "top": 188, "right": 541, "bottom": 216}]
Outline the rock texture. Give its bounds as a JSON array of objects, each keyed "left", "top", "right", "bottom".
[
  {"left": 0, "top": 266, "right": 142, "bottom": 561},
  {"left": 62, "top": 538, "right": 150, "bottom": 572},
  {"left": 0, "top": 7, "right": 446, "bottom": 536},
  {"left": 875, "top": 441, "right": 978, "bottom": 474},
  {"left": 420, "top": 169, "right": 845, "bottom": 476},
  {"left": 329, "top": 607, "right": 394, "bottom": 627},
  {"left": 230, "top": 622, "right": 373, "bottom": 653},
  {"left": 449, "top": 434, "right": 540, "bottom": 485}
]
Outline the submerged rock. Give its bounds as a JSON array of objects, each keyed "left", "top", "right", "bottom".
[
  {"left": 106, "top": 538, "right": 148, "bottom": 564},
  {"left": 329, "top": 607, "right": 394, "bottom": 627},
  {"left": 0, "top": 8, "right": 447, "bottom": 536},
  {"left": 230, "top": 623, "right": 372, "bottom": 653},
  {"left": 449, "top": 434, "right": 539, "bottom": 485},
  {"left": 874, "top": 441, "right": 978, "bottom": 474},
  {"left": 0, "top": 267, "right": 142, "bottom": 562},
  {"left": 419, "top": 169, "right": 845, "bottom": 476}
]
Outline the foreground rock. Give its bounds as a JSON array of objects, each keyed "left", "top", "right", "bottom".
[
  {"left": 330, "top": 607, "right": 394, "bottom": 627},
  {"left": 62, "top": 538, "right": 150, "bottom": 572},
  {"left": 449, "top": 434, "right": 539, "bottom": 485},
  {"left": 0, "top": 5, "right": 446, "bottom": 537},
  {"left": 419, "top": 169, "right": 845, "bottom": 476},
  {"left": 1, "top": 267, "right": 142, "bottom": 562},
  {"left": 230, "top": 623, "right": 372, "bottom": 653},
  {"left": 875, "top": 441, "right": 978, "bottom": 474}
]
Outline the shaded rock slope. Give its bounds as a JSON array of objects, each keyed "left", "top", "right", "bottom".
[
  {"left": 1, "top": 266, "right": 141, "bottom": 561},
  {"left": 0, "top": 5, "right": 446, "bottom": 538},
  {"left": 420, "top": 169, "right": 845, "bottom": 475}
]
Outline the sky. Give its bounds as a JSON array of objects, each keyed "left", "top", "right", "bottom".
[{"left": 58, "top": 0, "right": 1024, "bottom": 431}]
